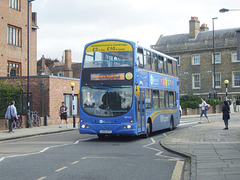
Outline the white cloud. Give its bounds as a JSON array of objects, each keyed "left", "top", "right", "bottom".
[{"left": 32, "top": 0, "right": 240, "bottom": 62}]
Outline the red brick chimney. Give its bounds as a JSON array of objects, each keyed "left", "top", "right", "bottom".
[
  {"left": 64, "top": 49, "right": 73, "bottom": 78},
  {"left": 189, "top": 16, "right": 200, "bottom": 38},
  {"left": 41, "top": 55, "right": 45, "bottom": 75},
  {"left": 200, "top": 23, "right": 209, "bottom": 31}
]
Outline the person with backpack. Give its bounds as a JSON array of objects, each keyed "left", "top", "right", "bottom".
[
  {"left": 199, "top": 97, "right": 210, "bottom": 123},
  {"left": 5, "top": 101, "right": 18, "bottom": 133}
]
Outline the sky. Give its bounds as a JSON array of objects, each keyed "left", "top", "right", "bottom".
[{"left": 32, "top": 0, "right": 240, "bottom": 62}]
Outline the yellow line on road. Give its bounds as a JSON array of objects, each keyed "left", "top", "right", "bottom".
[
  {"left": 171, "top": 161, "right": 184, "bottom": 180},
  {"left": 71, "top": 161, "right": 79, "bottom": 165},
  {"left": 55, "top": 166, "right": 68, "bottom": 172},
  {"left": 37, "top": 177, "right": 47, "bottom": 180}
]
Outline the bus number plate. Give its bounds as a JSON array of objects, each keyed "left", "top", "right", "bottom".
[{"left": 100, "top": 130, "right": 112, "bottom": 134}]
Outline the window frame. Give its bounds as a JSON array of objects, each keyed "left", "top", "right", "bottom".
[
  {"left": 232, "top": 52, "right": 240, "bottom": 63},
  {"left": 212, "top": 52, "right": 221, "bottom": 64},
  {"left": 7, "top": 25, "right": 22, "bottom": 47},
  {"left": 192, "top": 74, "right": 200, "bottom": 89},
  {"left": 7, "top": 61, "right": 21, "bottom": 76},
  {"left": 213, "top": 72, "right": 221, "bottom": 88},
  {"left": 192, "top": 55, "right": 200, "bottom": 65},
  {"left": 9, "top": 0, "right": 20, "bottom": 11},
  {"left": 233, "top": 72, "right": 240, "bottom": 87}
]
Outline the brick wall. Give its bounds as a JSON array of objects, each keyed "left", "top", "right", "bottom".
[{"left": 0, "top": 76, "right": 80, "bottom": 130}]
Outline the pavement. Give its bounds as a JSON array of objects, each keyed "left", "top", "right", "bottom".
[
  {"left": 161, "top": 113, "right": 240, "bottom": 180},
  {"left": 1, "top": 114, "right": 240, "bottom": 180},
  {"left": 0, "top": 124, "right": 76, "bottom": 141}
]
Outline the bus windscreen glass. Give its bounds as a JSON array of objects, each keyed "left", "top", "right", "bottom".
[
  {"left": 83, "top": 41, "right": 133, "bottom": 68},
  {"left": 81, "top": 85, "right": 133, "bottom": 117}
]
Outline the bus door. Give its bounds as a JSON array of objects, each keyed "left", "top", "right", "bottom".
[{"left": 137, "top": 90, "right": 145, "bottom": 134}]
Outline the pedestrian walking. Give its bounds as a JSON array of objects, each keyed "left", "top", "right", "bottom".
[
  {"left": 236, "top": 98, "right": 240, "bottom": 112},
  {"left": 59, "top": 102, "right": 68, "bottom": 128},
  {"left": 199, "top": 97, "right": 210, "bottom": 123},
  {"left": 5, "top": 101, "right": 18, "bottom": 133},
  {"left": 222, "top": 101, "right": 230, "bottom": 130}
]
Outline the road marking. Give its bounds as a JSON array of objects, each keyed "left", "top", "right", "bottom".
[
  {"left": 0, "top": 137, "right": 94, "bottom": 163},
  {"left": 37, "top": 177, "right": 47, "bottom": 180},
  {"left": 171, "top": 161, "right": 184, "bottom": 180},
  {"left": 143, "top": 138, "right": 183, "bottom": 161},
  {"left": 71, "top": 161, "right": 79, "bottom": 165},
  {"left": 55, "top": 166, "right": 68, "bottom": 172}
]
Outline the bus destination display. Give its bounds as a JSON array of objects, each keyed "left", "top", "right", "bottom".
[{"left": 91, "top": 73, "right": 125, "bottom": 81}]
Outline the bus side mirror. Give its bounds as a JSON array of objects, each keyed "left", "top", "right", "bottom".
[{"left": 135, "top": 85, "right": 140, "bottom": 95}]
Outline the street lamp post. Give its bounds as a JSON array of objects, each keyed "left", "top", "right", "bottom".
[
  {"left": 70, "top": 82, "right": 76, "bottom": 128},
  {"left": 224, "top": 80, "right": 229, "bottom": 101},
  {"left": 27, "top": 0, "right": 35, "bottom": 127},
  {"left": 212, "top": 17, "right": 218, "bottom": 113}
]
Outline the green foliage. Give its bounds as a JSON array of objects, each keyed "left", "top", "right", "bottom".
[
  {"left": 0, "top": 81, "right": 23, "bottom": 118},
  {"left": 180, "top": 93, "right": 220, "bottom": 109},
  {"left": 206, "top": 98, "right": 220, "bottom": 106}
]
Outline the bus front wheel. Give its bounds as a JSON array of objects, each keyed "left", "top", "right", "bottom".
[
  {"left": 143, "top": 122, "right": 151, "bottom": 138},
  {"left": 97, "top": 134, "right": 105, "bottom": 140}
]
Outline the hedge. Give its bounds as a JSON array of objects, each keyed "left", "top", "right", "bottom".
[{"left": 0, "top": 81, "right": 23, "bottom": 118}]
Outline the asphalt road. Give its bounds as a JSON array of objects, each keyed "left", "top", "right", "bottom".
[{"left": 0, "top": 126, "right": 189, "bottom": 180}]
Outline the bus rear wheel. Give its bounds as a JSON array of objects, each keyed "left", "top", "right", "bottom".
[{"left": 169, "top": 117, "right": 174, "bottom": 131}]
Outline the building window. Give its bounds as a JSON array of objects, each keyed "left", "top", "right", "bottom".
[
  {"left": 7, "top": 25, "right": 21, "bottom": 46},
  {"left": 64, "top": 94, "right": 79, "bottom": 116},
  {"left": 9, "top": 0, "right": 20, "bottom": 11},
  {"left": 213, "top": 53, "right": 221, "bottom": 64},
  {"left": 192, "top": 74, "right": 200, "bottom": 89},
  {"left": 7, "top": 61, "right": 21, "bottom": 76},
  {"left": 233, "top": 72, "right": 240, "bottom": 87},
  {"left": 213, "top": 73, "right": 221, "bottom": 88},
  {"left": 192, "top": 55, "right": 200, "bottom": 65},
  {"left": 232, "top": 52, "right": 239, "bottom": 62}
]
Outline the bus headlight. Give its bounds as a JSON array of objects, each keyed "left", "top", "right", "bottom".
[
  {"left": 123, "top": 125, "right": 127, "bottom": 129},
  {"left": 86, "top": 125, "right": 89, "bottom": 129},
  {"left": 81, "top": 125, "right": 86, "bottom": 128},
  {"left": 127, "top": 125, "right": 132, "bottom": 129},
  {"left": 80, "top": 119, "right": 84, "bottom": 123},
  {"left": 130, "top": 120, "right": 133, "bottom": 123}
]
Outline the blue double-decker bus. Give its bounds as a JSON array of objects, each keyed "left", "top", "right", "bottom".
[{"left": 79, "top": 39, "right": 180, "bottom": 139}]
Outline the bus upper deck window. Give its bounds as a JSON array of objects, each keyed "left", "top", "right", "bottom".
[
  {"left": 152, "top": 53, "right": 158, "bottom": 72},
  {"left": 158, "top": 56, "right": 164, "bottom": 73},
  {"left": 144, "top": 50, "right": 151, "bottom": 71},
  {"left": 137, "top": 48, "right": 144, "bottom": 68}
]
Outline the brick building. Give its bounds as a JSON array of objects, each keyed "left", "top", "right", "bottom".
[
  {"left": 0, "top": 0, "right": 37, "bottom": 76},
  {"left": 0, "top": 76, "right": 80, "bottom": 130},
  {"left": 152, "top": 17, "right": 240, "bottom": 104}
]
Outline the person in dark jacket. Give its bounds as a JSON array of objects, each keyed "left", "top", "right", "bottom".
[{"left": 221, "top": 101, "right": 230, "bottom": 130}]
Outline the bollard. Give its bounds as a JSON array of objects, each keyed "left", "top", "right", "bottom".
[
  {"left": 44, "top": 115, "right": 48, "bottom": 126},
  {"left": 73, "top": 115, "right": 75, "bottom": 128}
]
